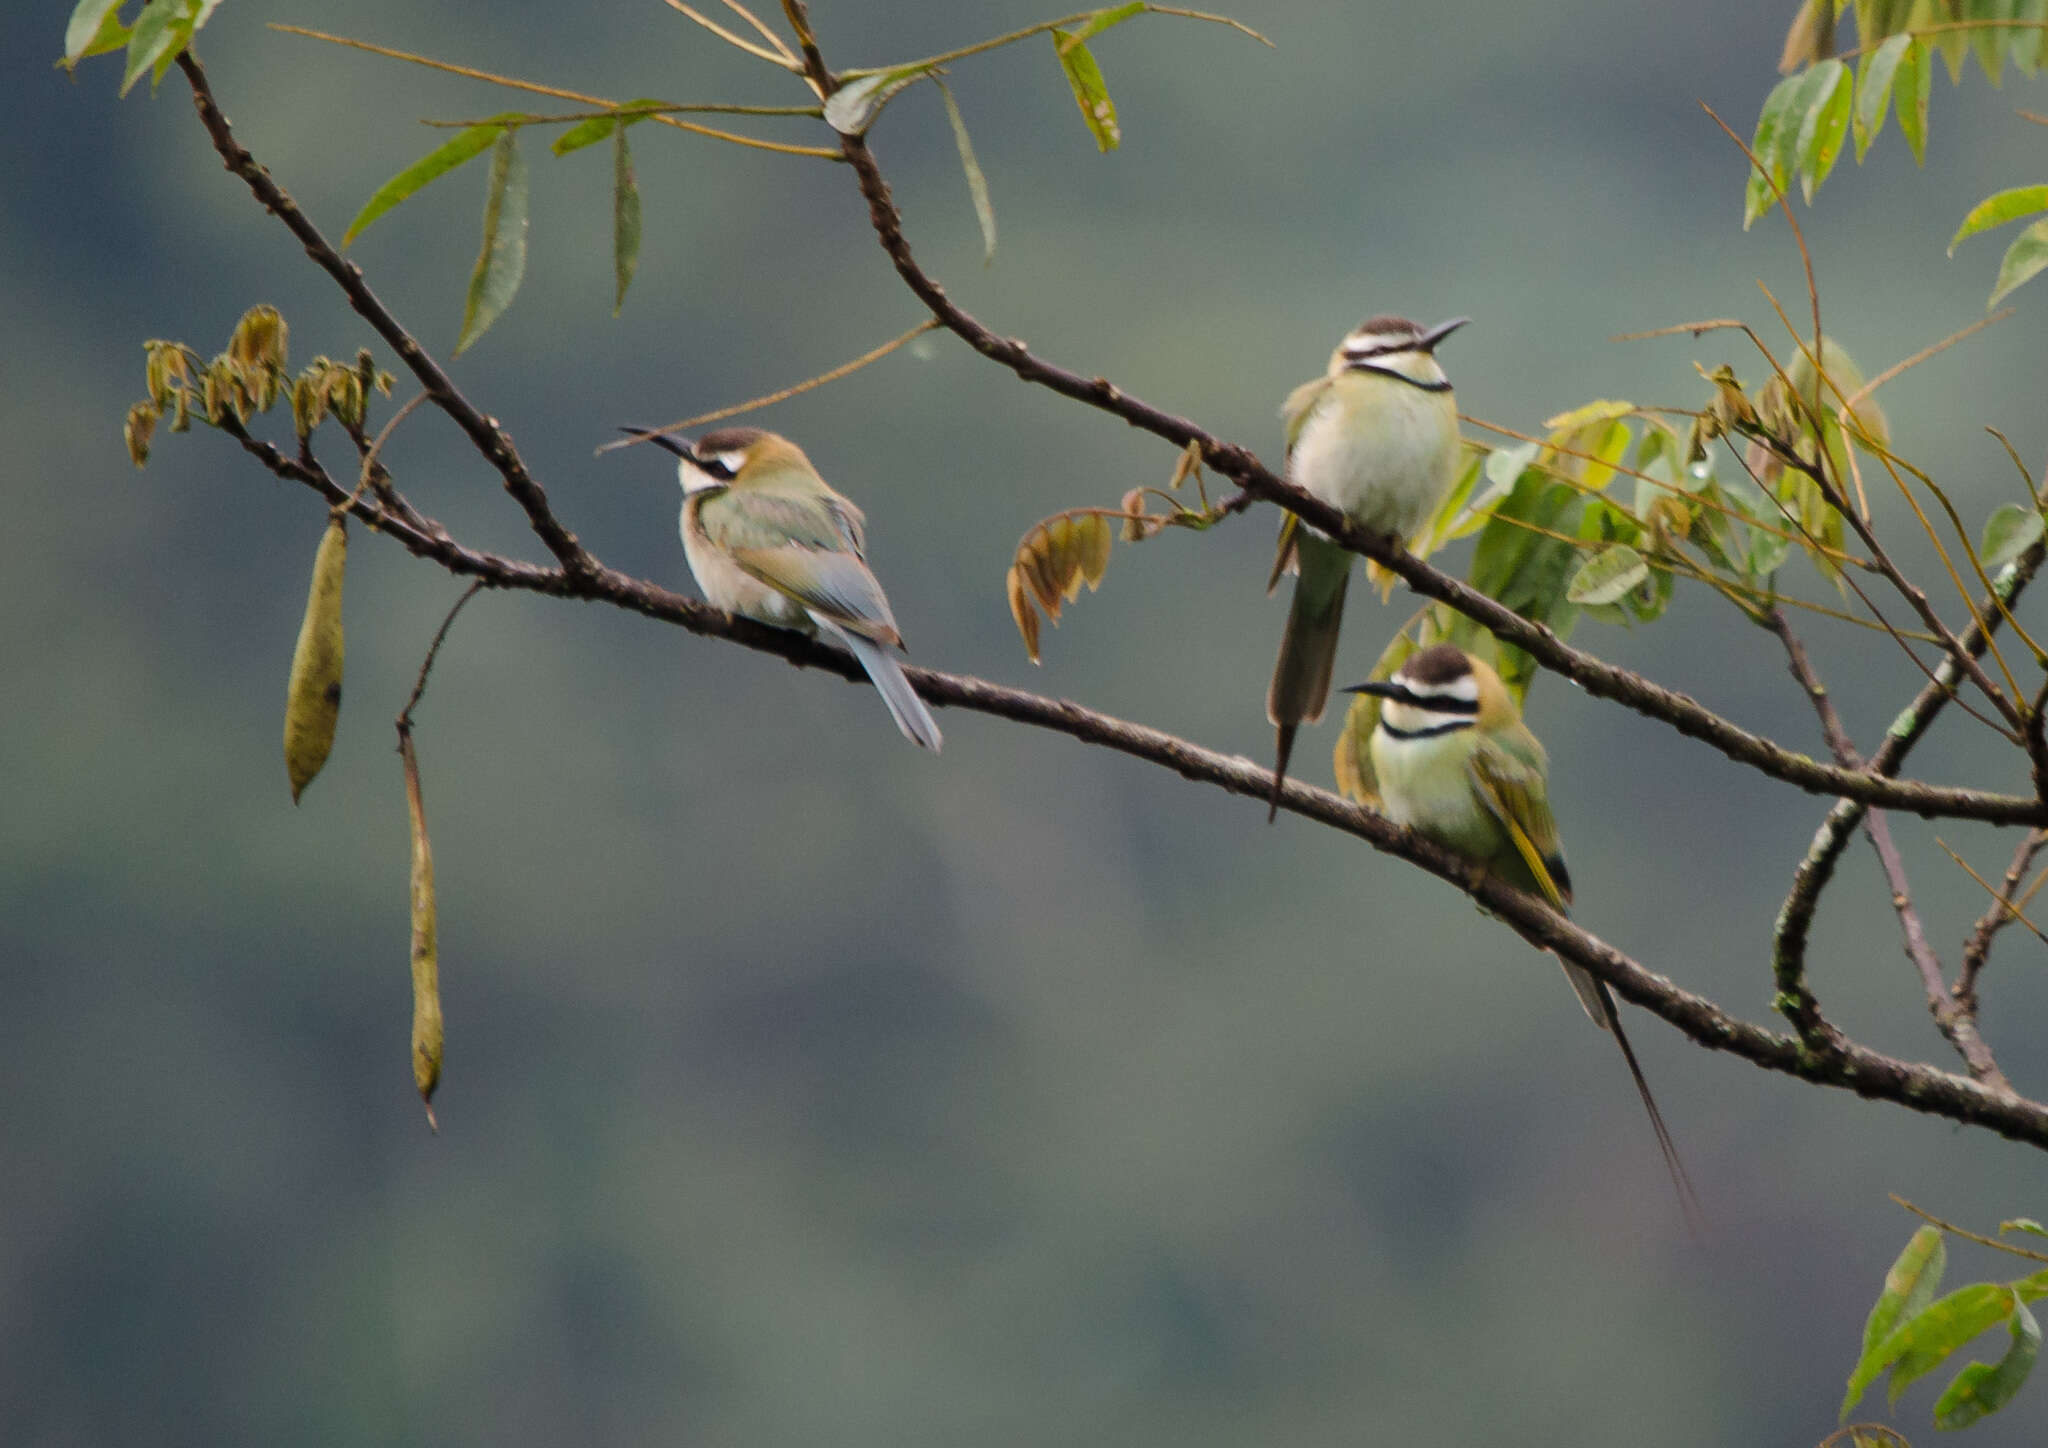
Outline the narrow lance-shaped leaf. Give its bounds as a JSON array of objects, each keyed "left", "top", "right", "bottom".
[
  {"left": 400, "top": 731, "right": 444, "bottom": 1130},
  {"left": 1969, "top": 0, "right": 2008, "bottom": 86},
  {"left": 1854, "top": 33, "right": 1911, "bottom": 159},
  {"left": 1895, "top": 37, "right": 1930, "bottom": 165},
  {"left": 344, "top": 117, "right": 520, "bottom": 247},
  {"left": 1794, "top": 59, "right": 1852, "bottom": 202},
  {"left": 1933, "top": 1293, "right": 2039, "bottom": 1430},
  {"left": 612, "top": 125, "right": 641, "bottom": 315},
  {"left": 1990, "top": 217, "right": 2048, "bottom": 307},
  {"left": 1980, "top": 503, "right": 2045, "bottom": 570},
  {"left": 454, "top": 130, "right": 530, "bottom": 355},
  {"left": 1950, "top": 184, "right": 2048, "bottom": 254},
  {"left": 2003, "top": 1219, "right": 2048, "bottom": 1238},
  {"left": 935, "top": 79, "right": 997, "bottom": 265},
  {"left": 552, "top": 99, "right": 663, "bottom": 156},
  {"left": 119, "top": 0, "right": 190, "bottom": 97},
  {"left": 1053, "top": 32, "right": 1121, "bottom": 151},
  {"left": 2017, "top": 0, "right": 2048, "bottom": 74},
  {"left": 283, "top": 518, "right": 347, "bottom": 803}
]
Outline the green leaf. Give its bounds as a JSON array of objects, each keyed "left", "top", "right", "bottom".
[
  {"left": 343, "top": 118, "right": 518, "bottom": 247},
  {"left": 1933, "top": 1293, "right": 2039, "bottom": 1429},
  {"left": 1867, "top": 1230, "right": 1948, "bottom": 1358},
  {"left": 1990, "top": 217, "right": 2048, "bottom": 305},
  {"left": 1979, "top": 503, "right": 2044, "bottom": 569},
  {"left": 119, "top": 0, "right": 191, "bottom": 97},
  {"left": 1058, "top": 1, "right": 1146, "bottom": 47},
  {"left": 1746, "top": 72, "right": 1805, "bottom": 227},
  {"left": 1887, "top": 1283, "right": 2031, "bottom": 1406},
  {"left": 935, "top": 79, "right": 996, "bottom": 265},
  {"left": 1485, "top": 440, "right": 1541, "bottom": 488},
  {"left": 612, "top": 125, "right": 640, "bottom": 316},
  {"left": 1895, "top": 37, "right": 1931, "bottom": 164},
  {"left": 2016, "top": 0, "right": 2048, "bottom": 73},
  {"left": 1794, "top": 59, "right": 1853, "bottom": 201},
  {"left": 2003, "top": 1218, "right": 2048, "bottom": 1237},
  {"left": 1969, "top": 0, "right": 2008, "bottom": 85},
  {"left": 1543, "top": 398, "right": 1635, "bottom": 434},
  {"left": 454, "top": 130, "right": 529, "bottom": 355},
  {"left": 1950, "top": 184, "right": 2048, "bottom": 253},
  {"left": 1854, "top": 34, "right": 1910, "bottom": 159},
  {"left": 63, "top": 0, "right": 128, "bottom": 66},
  {"left": 554, "top": 115, "right": 616, "bottom": 156},
  {"left": 552, "top": 98, "right": 663, "bottom": 157},
  {"left": 1566, "top": 544, "right": 1648, "bottom": 606},
  {"left": 823, "top": 64, "right": 931, "bottom": 136},
  {"left": 1052, "top": 32, "right": 1121, "bottom": 151}
]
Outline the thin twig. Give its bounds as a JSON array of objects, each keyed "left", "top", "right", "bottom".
[
  {"left": 820, "top": 126, "right": 2045, "bottom": 823},
  {"left": 333, "top": 390, "right": 427, "bottom": 522},
  {"left": 598, "top": 320, "right": 941, "bottom": 453},
  {"left": 1937, "top": 838, "right": 2048, "bottom": 946},
  {"left": 398, "top": 582, "right": 487, "bottom": 730},
  {"left": 1699, "top": 103, "right": 1822, "bottom": 413},
  {"left": 717, "top": 0, "right": 799, "bottom": 63},
  {"left": 1956, "top": 829, "right": 2048, "bottom": 1018},
  {"left": 1892, "top": 1195, "right": 2048, "bottom": 1266},
  {"left": 661, "top": 0, "right": 805, "bottom": 73},
  {"left": 424, "top": 102, "right": 824, "bottom": 125},
  {"left": 268, "top": 25, "right": 842, "bottom": 159}
]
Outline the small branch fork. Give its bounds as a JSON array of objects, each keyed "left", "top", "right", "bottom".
[
  {"left": 1765, "top": 609, "right": 2011, "bottom": 1091},
  {"left": 169, "top": 41, "right": 2048, "bottom": 1147}
]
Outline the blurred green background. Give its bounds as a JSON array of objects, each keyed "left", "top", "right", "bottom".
[{"left": 10, "top": 2, "right": 2048, "bottom": 1443}]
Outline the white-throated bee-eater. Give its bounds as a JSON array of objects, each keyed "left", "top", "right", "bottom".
[
  {"left": 1346, "top": 644, "right": 1698, "bottom": 1221},
  {"left": 627, "top": 425, "right": 942, "bottom": 752},
  {"left": 1266, "top": 315, "right": 1468, "bottom": 818}
]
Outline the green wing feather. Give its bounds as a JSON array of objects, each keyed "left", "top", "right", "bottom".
[
  {"left": 1281, "top": 375, "right": 1330, "bottom": 457},
  {"left": 698, "top": 486, "right": 865, "bottom": 555},
  {"left": 728, "top": 545, "right": 903, "bottom": 646},
  {"left": 1467, "top": 733, "right": 1572, "bottom": 910}
]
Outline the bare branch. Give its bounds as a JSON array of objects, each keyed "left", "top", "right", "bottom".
[{"left": 1956, "top": 829, "right": 2048, "bottom": 1017}]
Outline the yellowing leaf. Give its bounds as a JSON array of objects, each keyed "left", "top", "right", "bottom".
[
  {"left": 1542, "top": 398, "right": 1635, "bottom": 433},
  {"left": 1005, "top": 508, "right": 1124, "bottom": 660},
  {"left": 284, "top": 518, "right": 347, "bottom": 803},
  {"left": 1052, "top": 32, "right": 1121, "bottom": 151}
]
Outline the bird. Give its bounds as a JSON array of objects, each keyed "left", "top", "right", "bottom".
[
  {"left": 1266, "top": 314, "right": 1468, "bottom": 819},
  {"left": 624, "top": 424, "right": 942, "bottom": 751},
  {"left": 1344, "top": 643, "right": 1698, "bottom": 1221}
]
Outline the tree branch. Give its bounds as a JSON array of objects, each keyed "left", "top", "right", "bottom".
[
  {"left": 176, "top": 49, "right": 597, "bottom": 579},
  {"left": 1956, "top": 828, "right": 2048, "bottom": 1018},
  {"left": 822, "top": 127, "right": 2046, "bottom": 827},
  {"left": 165, "top": 32, "right": 2048, "bottom": 1150},
  {"left": 1772, "top": 546, "right": 2045, "bottom": 1082}
]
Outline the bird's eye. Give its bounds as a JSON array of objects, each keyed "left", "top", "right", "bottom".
[
  {"left": 692, "top": 452, "right": 739, "bottom": 481},
  {"left": 714, "top": 451, "right": 748, "bottom": 476}
]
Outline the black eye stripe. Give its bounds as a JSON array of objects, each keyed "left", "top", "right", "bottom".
[
  {"left": 1383, "top": 685, "right": 1479, "bottom": 715},
  {"left": 691, "top": 454, "right": 738, "bottom": 480},
  {"left": 1379, "top": 717, "right": 1476, "bottom": 740}
]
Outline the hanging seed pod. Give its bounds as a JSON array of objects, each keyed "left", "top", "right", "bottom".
[
  {"left": 283, "top": 518, "right": 348, "bottom": 802},
  {"left": 400, "top": 730, "right": 443, "bottom": 1129}
]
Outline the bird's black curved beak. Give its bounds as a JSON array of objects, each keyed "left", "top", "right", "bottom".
[
  {"left": 1343, "top": 679, "right": 1411, "bottom": 702},
  {"left": 618, "top": 424, "right": 690, "bottom": 459},
  {"left": 1417, "top": 317, "right": 1470, "bottom": 353}
]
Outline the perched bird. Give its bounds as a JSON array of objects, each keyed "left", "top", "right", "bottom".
[
  {"left": 626, "top": 425, "right": 942, "bottom": 751},
  {"left": 1266, "top": 315, "right": 1468, "bottom": 818},
  {"left": 1345, "top": 644, "right": 1698, "bottom": 1220}
]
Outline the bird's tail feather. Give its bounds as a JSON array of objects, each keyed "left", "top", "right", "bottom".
[
  {"left": 1587, "top": 972, "right": 1703, "bottom": 1233},
  {"left": 1265, "top": 537, "right": 1351, "bottom": 819},
  {"left": 824, "top": 620, "right": 943, "bottom": 751}
]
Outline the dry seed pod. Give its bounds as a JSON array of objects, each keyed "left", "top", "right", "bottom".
[
  {"left": 283, "top": 518, "right": 347, "bottom": 802},
  {"left": 401, "top": 731, "right": 443, "bottom": 1128},
  {"left": 124, "top": 401, "right": 158, "bottom": 468},
  {"left": 1119, "top": 488, "right": 1152, "bottom": 543}
]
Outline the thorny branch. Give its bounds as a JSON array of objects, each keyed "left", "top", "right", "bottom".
[{"left": 169, "top": 43, "right": 2048, "bottom": 1147}]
